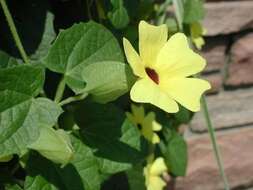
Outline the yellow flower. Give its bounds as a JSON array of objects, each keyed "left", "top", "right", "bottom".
[
  {"left": 126, "top": 104, "right": 162, "bottom": 144},
  {"left": 123, "top": 21, "right": 211, "bottom": 113},
  {"left": 190, "top": 22, "right": 207, "bottom": 50},
  {"left": 144, "top": 157, "right": 168, "bottom": 190}
]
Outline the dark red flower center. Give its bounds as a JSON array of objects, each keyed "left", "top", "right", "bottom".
[{"left": 145, "top": 67, "right": 159, "bottom": 84}]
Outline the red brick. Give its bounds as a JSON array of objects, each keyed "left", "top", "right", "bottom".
[
  {"left": 175, "top": 128, "right": 253, "bottom": 190},
  {"left": 201, "top": 37, "right": 227, "bottom": 73},
  {"left": 226, "top": 33, "right": 253, "bottom": 87},
  {"left": 190, "top": 88, "right": 253, "bottom": 132},
  {"left": 203, "top": 1, "right": 253, "bottom": 36}
]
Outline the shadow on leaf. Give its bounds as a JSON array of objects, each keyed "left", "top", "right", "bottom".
[
  {"left": 74, "top": 100, "right": 148, "bottom": 164},
  {"left": 25, "top": 152, "right": 85, "bottom": 190}
]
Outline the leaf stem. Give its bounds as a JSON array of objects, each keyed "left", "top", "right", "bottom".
[
  {"left": 54, "top": 77, "right": 66, "bottom": 103},
  {"left": 201, "top": 96, "right": 230, "bottom": 190},
  {"left": 59, "top": 93, "right": 88, "bottom": 106},
  {"left": 0, "top": 0, "right": 29, "bottom": 64}
]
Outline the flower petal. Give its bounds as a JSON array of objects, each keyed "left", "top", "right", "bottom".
[
  {"left": 148, "top": 176, "right": 166, "bottom": 190},
  {"left": 193, "top": 37, "right": 205, "bottom": 50},
  {"left": 126, "top": 112, "right": 136, "bottom": 125},
  {"left": 142, "top": 112, "right": 161, "bottom": 144},
  {"left": 139, "top": 21, "right": 168, "bottom": 67},
  {"left": 141, "top": 123, "right": 155, "bottom": 143},
  {"left": 152, "top": 121, "right": 162, "bottom": 131},
  {"left": 130, "top": 78, "right": 179, "bottom": 113},
  {"left": 151, "top": 134, "right": 160, "bottom": 144},
  {"left": 144, "top": 112, "right": 162, "bottom": 131},
  {"left": 131, "top": 104, "right": 145, "bottom": 123},
  {"left": 155, "top": 33, "right": 206, "bottom": 78},
  {"left": 161, "top": 78, "right": 211, "bottom": 112},
  {"left": 123, "top": 38, "right": 145, "bottom": 77},
  {"left": 150, "top": 157, "right": 167, "bottom": 176}
]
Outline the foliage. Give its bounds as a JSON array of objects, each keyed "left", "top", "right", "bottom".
[{"left": 0, "top": 0, "right": 208, "bottom": 190}]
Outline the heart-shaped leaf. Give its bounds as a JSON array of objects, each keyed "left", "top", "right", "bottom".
[
  {"left": 0, "top": 65, "right": 62, "bottom": 157},
  {"left": 44, "top": 21, "right": 124, "bottom": 94}
]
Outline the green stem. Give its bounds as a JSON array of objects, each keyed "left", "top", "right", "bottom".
[
  {"left": 10, "top": 162, "right": 20, "bottom": 175},
  {"left": 172, "top": 0, "right": 184, "bottom": 32},
  {"left": 201, "top": 96, "right": 230, "bottom": 190},
  {"left": 0, "top": 0, "right": 29, "bottom": 64},
  {"left": 54, "top": 77, "right": 66, "bottom": 103},
  {"left": 85, "top": 0, "right": 92, "bottom": 19},
  {"left": 159, "top": 140, "right": 167, "bottom": 155},
  {"left": 59, "top": 93, "right": 88, "bottom": 106},
  {"left": 95, "top": 0, "right": 105, "bottom": 23}
]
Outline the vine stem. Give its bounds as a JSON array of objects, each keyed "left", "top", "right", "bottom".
[
  {"left": 54, "top": 77, "right": 66, "bottom": 103},
  {"left": 85, "top": 0, "right": 92, "bottom": 19},
  {"left": 0, "top": 0, "right": 29, "bottom": 64},
  {"left": 172, "top": 0, "right": 184, "bottom": 32},
  {"left": 201, "top": 96, "right": 230, "bottom": 190},
  {"left": 173, "top": 0, "right": 229, "bottom": 188},
  {"left": 10, "top": 162, "right": 20, "bottom": 175},
  {"left": 59, "top": 93, "right": 88, "bottom": 106}
]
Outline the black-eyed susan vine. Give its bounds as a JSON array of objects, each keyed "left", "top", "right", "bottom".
[{"left": 0, "top": 0, "right": 229, "bottom": 190}]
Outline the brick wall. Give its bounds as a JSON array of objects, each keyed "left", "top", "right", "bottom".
[
  {"left": 202, "top": 0, "right": 253, "bottom": 93},
  {"left": 173, "top": 1, "right": 253, "bottom": 190}
]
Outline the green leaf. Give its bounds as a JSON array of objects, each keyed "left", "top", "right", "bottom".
[
  {"left": 31, "top": 11, "right": 56, "bottom": 60},
  {"left": 138, "top": 0, "right": 154, "bottom": 20},
  {"left": 0, "top": 154, "right": 13, "bottom": 162},
  {"left": 25, "top": 135, "right": 101, "bottom": 190},
  {"left": 0, "top": 64, "right": 62, "bottom": 156},
  {"left": 74, "top": 101, "right": 148, "bottom": 174},
  {"left": 5, "top": 184, "right": 23, "bottom": 190},
  {"left": 174, "top": 105, "right": 192, "bottom": 124},
  {"left": 165, "top": 18, "right": 178, "bottom": 35},
  {"left": 82, "top": 61, "right": 136, "bottom": 103},
  {"left": 0, "top": 97, "right": 63, "bottom": 157},
  {"left": 97, "top": 119, "right": 146, "bottom": 174},
  {"left": 108, "top": 0, "right": 130, "bottom": 29},
  {"left": 101, "top": 173, "right": 128, "bottom": 189},
  {"left": 44, "top": 21, "right": 124, "bottom": 94},
  {"left": 0, "top": 51, "right": 19, "bottom": 68},
  {"left": 0, "top": 65, "right": 44, "bottom": 98},
  {"left": 183, "top": 0, "right": 204, "bottom": 24},
  {"left": 164, "top": 133, "right": 188, "bottom": 176},
  {"left": 126, "top": 165, "right": 146, "bottom": 190}
]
